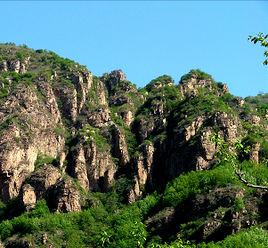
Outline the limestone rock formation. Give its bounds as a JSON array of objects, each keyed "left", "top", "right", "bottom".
[
  {"left": 49, "top": 178, "right": 81, "bottom": 212},
  {"left": 102, "top": 69, "right": 126, "bottom": 93},
  {"left": 0, "top": 83, "right": 65, "bottom": 201},
  {"left": 249, "top": 143, "right": 260, "bottom": 163},
  {"left": 121, "top": 110, "right": 133, "bottom": 127},
  {"left": 212, "top": 112, "right": 239, "bottom": 142},
  {"left": 184, "top": 116, "right": 204, "bottom": 141},
  {"left": 25, "top": 164, "right": 62, "bottom": 198},
  {"left": 110, "top": 124, "right": 130, "bottom": 167},
  {"left": 196, "top": 127, "right": 217, "bottom": 170},
  {"left": 134, "top": 141, "right": 155, "bottom": 189},
  {"left": 20, "top": 184, "right": 36, "bottom": 211},
  {"left": 70, "top": 140, "right": 116, "bottom": 192},
  {"left": 1, "top": 44, "right": 268, "bottom": 246},
  {"left": 179, "top": 73, "right": 214, "bottom": 97}
]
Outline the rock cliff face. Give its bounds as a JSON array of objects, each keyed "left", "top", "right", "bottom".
[
  {"left": 1, "top": 45, "right": 268, "bottom": 246},
  {"left": 0, "top": 47, "right": 261, "bottom": 201},
  {"left": 0, "top": 83, "right": 64, "bottom": 201},
  {"left": 146, "top": 186, "right": 262, "bottom": 243},
  {"left": 49, "top": 178, "right": 82, "bottom": 212},
  {"left": 70, "top": 139, "right": 116, "bottom": 192}
]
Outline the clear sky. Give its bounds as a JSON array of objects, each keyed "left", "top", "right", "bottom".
[{"left": 0, "top": 1, "right": 267, "bottom": 97}]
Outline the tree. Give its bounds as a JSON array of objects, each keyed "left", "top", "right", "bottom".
[
  {"left": 249, "top": 32, "right": 268, "bottom": 65},
  {"left": 211, "top": 134, "right": 268, "bottom": 191}
]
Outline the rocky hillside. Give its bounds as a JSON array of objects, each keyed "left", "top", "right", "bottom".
[{"left": 0, "top": 44, "right": 268, "bottom": 247}]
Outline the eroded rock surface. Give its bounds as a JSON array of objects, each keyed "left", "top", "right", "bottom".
[
  {"left": 70, "top": 140, "right": 116, "bottom": 192},
  {"left": 49, "top": 178, "right": 81, "bottom": 212},
  {"left": 0, "top": 45, "right": 267, "bottom": 232}
]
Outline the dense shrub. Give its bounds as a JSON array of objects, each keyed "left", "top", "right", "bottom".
[
  {"left": 145, "top": 75, "right": 174, "bottom": 92},
  {"left": 148, "top": 227, "right": 268, "bottom": 248},
  {"left": 163, "top": 165, "right": 239, "bottom": 207},
  {"left": 238, "top": 160, "right": 268, "bottom": 186},
  {"left": 0, "top": 194, "right": 156, "bottom": 247},
  {"left": 34, "top": 154, "right": 57, "bottom": 168},
  {"left": 180, "top": 69, "right": 214, "bottom": 83},
  {"left": 79, "top": 124, "right": 110, "bottom": 152},
  {"left": 199, "top": 227, "right": 268, "bottom": 248}
]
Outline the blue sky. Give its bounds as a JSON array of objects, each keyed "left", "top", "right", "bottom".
[{"left": 0, "top": 1, "right": 267, "bottom": 97}]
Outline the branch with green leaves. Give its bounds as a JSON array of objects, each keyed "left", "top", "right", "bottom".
[
  {"left": 211, "top": 133, "right": 268, "bottom": 191},
  {"left": 249, "top": 32, "right": 268, "bottom": 65}
]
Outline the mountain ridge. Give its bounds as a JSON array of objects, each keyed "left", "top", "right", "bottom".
[{"left": 0, "top": 44, "right": 268, "bottom": 247}]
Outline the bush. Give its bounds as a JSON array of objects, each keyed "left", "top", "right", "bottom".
[
  {"left": 146, "top": 75, "right": 174, "bottom": 92},
  {"left": 238, "top": 160, "right": 268, "bottom": 186},
  {"left": 79, "top": 124, "right": 109, "bottom": 152},
  {"left": 233, "top": 197, "right": 245, "bottom": 212},
  {"left": 163, "top": 165, "right": 239, "bottom": 207},
  {"left": 199, "top": 227, "right": 268, "bottom": 248},
  {"left": 34, "top": 154, "right": 57, "bottom": 168},
  {"left": 180, "top": 69, "right": 214, "bottom": 83}
]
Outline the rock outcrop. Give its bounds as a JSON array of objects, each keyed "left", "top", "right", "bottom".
[
  {"left": 196, "top": 127, "right": 217, "bottom": 170},
  {"left": 0, "top": 45, "right": 267, "bottom": 239},
  {"left": 179, "top": 71, "right": 228, "bottom": 98},
  {"left": 121, "top": 110, "right": 133, "bottom": 127},
  {"left": 145, "top": 186, "right": 260, "bottom": 242},
  {"left": 249, "top": 143, "right": 260, "bottom": 164},
  {"left": 134, "top": 141, "right": 155, "bottom": 189},
  {"left": 0, "top": 83, "right": 64, "bottom": 201},
  {"left": 179, "top": 73, "right": 214, "bottom": 97},
  {"left": 102, "top": 69, "right": 126, "bottom": 93},
  {"left": 212, "top": 112, "right": 239, "bottom": 142},
  {"left": 184, "top": 116, "right": 204, "bottom": 141},
  {"left": 110, "top": 124, "right": 130, "bottom": 167},
  {"left": 1, "top": 44, "right": 268, "bottom": 247},
  {"left": 0, "top": 57, "right": 31, "bottom": 74},
  {"left": 20, "top": 184, "right": 36, "bottom": 211},
  {"left": 19, "top": 164, "right": 62, "bottom": 210},
  {"left": 49, "top": 178, "right": 81, "bottom": 212},
  {"left": 70, "top": 140, "right": 116, "bottom": 192}
]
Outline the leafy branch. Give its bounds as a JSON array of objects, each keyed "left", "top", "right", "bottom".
[
  {"left": 249, "top": 32, "right": 268, "bottom": 65},
  {"left": 211, "top": 134, "right": 268, "bottom": 191},
  {"left": 235, "top": 170, "right": 268, "bottom": 190}
]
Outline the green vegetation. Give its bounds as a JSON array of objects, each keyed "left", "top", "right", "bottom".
[
  {"left": 199, "top": 227, "right": 268, "bottom": 248},
  {"left": 233, "top": 197, "right": 245, "bottom": 212},
  {"left": 34, "top": 48, "right": 86, "bottom": 72},
  {"left": 249, "top": 32, "right": 268, "bottom": 65},
  {"left": 0, "top": 77, "right": 10, "bottom": 98},
  {"left": 1, "top": 155, "right": 268, "bottom": 247},
  {"left": 0, "top": 43, "right": 32, "bottom": 62},
  {"left": 87, "top": 76, "right": 103, "bottom": 108},
  {"left": 173, "top": 92, "right": 233, "bottom": 129},
  {"left": 0, "top": 114, "right": 20, "bottom": 131},
  {"left": 0, "top": 194, "right": 158, "bottom": 248},
  {"left": 110, "top": 110, "right": 138, "bottom": 157},
  {"left": 245, "top": 93, "right": 268, "bottom": 118},
  {"left": 54, "top": 124, "right": 69, "bottom": 138},
  {"left": 150, "top": 227, "right": 268, "bottom": 248},
  {"left": 0, "top": 71, "right": 36, "bottom": 97},
  {"left": 34, "top": 154, "right": 57, "bottom": 169},
  {"left": 180, "top": 69, "right": 215, "bottom": 83},
  {"left": 163, "top": 164, "right": 239, "bottom": 207},
  {"left": 145, "top": 75, "right": 174, "bottom": 92},
  {"left": 1, "top": 44, "right": 268, "bottom": 247},
  {"left": 236, "top": 160, "right": 268, "bottom": 186},
  {"left": 79, "top": 124, "right": 110, "bottom": 152},
  {"left": 137, "top": 78, "right": 182, "bottom": 117}
]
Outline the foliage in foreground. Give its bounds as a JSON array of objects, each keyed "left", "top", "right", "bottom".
[
  {"left": 150, "top": 227, "right": 268, "bottom": 248},
  {"left": 1, "top": 159, "right": 268, "bottom": 247}
]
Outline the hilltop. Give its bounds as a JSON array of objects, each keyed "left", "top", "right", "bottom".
[{"left": 0, "top": 44, "right": 268, "bottom": 247}]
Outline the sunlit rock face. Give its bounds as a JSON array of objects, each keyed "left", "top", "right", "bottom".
[{"left": 0, "top": 44, "right": 267, "bottom": 230}]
